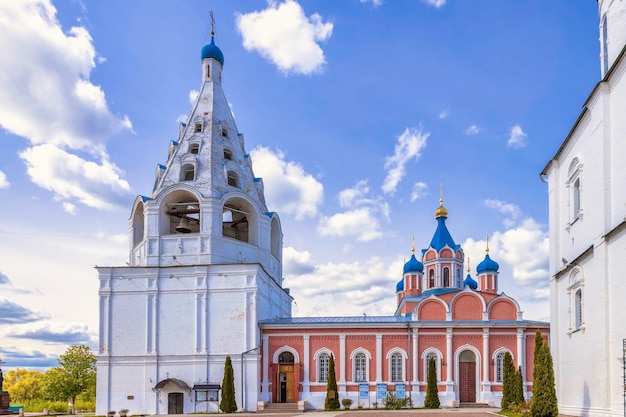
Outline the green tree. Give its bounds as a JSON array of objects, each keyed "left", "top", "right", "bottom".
[
  {"left": 324, "top": 354, "right": 339, "bottom": 410},
  {"left": 4, "top": 369, "right": 43, "bottom": 403},
  {"left": 220, "top": 356, "right": 237, "bottom": 413},
  {"left": 530, "top": 331, "right": 558, "bottom": 417},
  {"left": 424, "top": 357, "right": 440, "bottom": 409},
  {"left": 40, "top": 345, "right": 96, "bottom": 413},
  {"left": 501, "top": 352, "right": 516, "bottom": 410},
  {"left": 514, "top": 366, "right": 525, "bottom": 406}
]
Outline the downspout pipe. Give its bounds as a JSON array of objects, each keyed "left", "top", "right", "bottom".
[{"left": 241, "top": 347, "right": 260, "bottom": 411}]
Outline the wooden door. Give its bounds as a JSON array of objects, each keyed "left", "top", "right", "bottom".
[
  {"left": 286, "top": 370, "right": 294, "bottom": 402},
  {"left": 168, "top": 392, "right": 183, "bottom": 414},
  {"left": 459, "top": 362, "right": 476, "bottom": 403}
]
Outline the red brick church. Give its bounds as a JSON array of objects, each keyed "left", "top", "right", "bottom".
[{"left": 259, "top": 198, "right": 549, "bottom": 408}]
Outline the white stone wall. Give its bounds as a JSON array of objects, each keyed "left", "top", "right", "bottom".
[{"left": 546, "top": 6, "right": 626, "bottom": 414}]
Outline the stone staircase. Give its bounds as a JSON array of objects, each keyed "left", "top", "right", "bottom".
[{"left": 258, "top": 402, "right": 302, "bottom": 413}]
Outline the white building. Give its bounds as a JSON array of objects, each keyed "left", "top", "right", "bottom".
[
  {"left": 541, "top": 1, "right": 626, "bottom": 416},
  {"left": 95, "top": 35, "right": 292, "bottom": 415}
]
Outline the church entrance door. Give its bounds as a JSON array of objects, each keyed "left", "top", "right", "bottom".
[
  {"left": 278, "top": 365, "right": 294, "bottom": 403},
  {"left": 276, "top": 351, "right": 295, "bottom": 403},
  {"left": 459, "top": 350, "right": 476, "bottom": 403},
  {"left": 167, "top": 392, "right": 183, "bottom": 414}
]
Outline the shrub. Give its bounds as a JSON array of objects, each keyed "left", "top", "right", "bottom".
[
  {"left": 219, "top": 356, "right": 237, "bottom": 413},
  {"left": 424, "top": 357, "right": 440, "bottom": 409},
  {"left": 341, "top": 398, "right": 353, "bottom": 409},
  {"left": 382, "top": 392, "right": 412, "bottom": 409},
  {"left": 324, "top": 355, "right": 340, "bottom": 410}
]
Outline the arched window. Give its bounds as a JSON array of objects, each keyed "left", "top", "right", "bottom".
[
  {"left": 429, "top": 269, "right": 435, "bottom": 288},
  {"left": 602, "top": 14, "right": 609, "bottom": 75},
  {"left": 573, "top": 178, "right": 581, "bottom": 218},
  {"left": 318, "top": 353, "right": 330, "bottom": 383},
  {"left": 227, "top": 171, "right": 238, "bottom": 187},
  {"left": 189, "top": 143, "right": 200, "bottom": 154},
  {"left": 443, "top": 267, "right": 450, "bottom": 287},
  {"left": 456, "top": 268, "right": 461, "bottom": 287},
  {"left": 568, "top": 268, "right": 584, "bottom": 333},
  {"left": 390, "top": 352, "right": 404, "bottom": 382},
  {"left": 279, "top": 351, "right": 294, "bottom": 364},
  {"left": 575, "top": 289, "right": 583, "bottom": 330},
  {"left": 424, "top": 351, "right": 440, "bottom": 382},
  {"left": 495, "top": 351, "right": 506, "bottom": 382},
  {"left": 568, "top": 158, "right": 582, "bottom": 223},
  {"left": 182, "top": 164, "right": 195, "bottom": 181},
  {"left": 354, "top": 353, "right": 367, "bottom": 382}
]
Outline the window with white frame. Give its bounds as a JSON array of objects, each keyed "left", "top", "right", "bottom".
[
  {"left": 602, "top": 14, "right": 609, "bottom": 75},
  {"left": 495, "top": 351, "right": 510, "bottom": 383},
  {"left": 429, "top": 269, "right": 435, "bottom": 288},
  {"left": 568, "top": 158, "right": 582, "bottom": 223},
  {"left": 318, "top": 353, "right": 330, "bottom": 383},
  {"left": 443, "top": 267, "right": 450, "bottom": 287},
  {"left": 423, "top": 351, "right": 440, "bottom": 382},
  {"left": 354, "top": 353, "right": 367, "bottom": 382},
  {"left": 568, "top": 268, "right": 584, "bottom": 333},
  {"left": 575, "top": 289, "right": 583, "bottom": 331},
  {"left": 390, "top": 352, "right": 403, "bottom": 382}
]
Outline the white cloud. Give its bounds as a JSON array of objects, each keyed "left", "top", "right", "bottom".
[
  {"left": 62, "top": 202, "right": 77, "bottom": 215},
  {"left": 250, "top": 146, "right": 324, "bottom": 219},
  {"left": 283, "top": 249, "right": 402, "bottom": 316},
  {"left": 484, "top": 198, "right": 522, "bottom": 228},
  {"left": 0, "top": 0, "right": 133, "bottom": 209},
  {"left": 318, "top": 180, "right": 389, "bottom": 242},
  {"left": 318, "top": 207, "right": 383, "bottom": 242},
  {"left": 411, "top": 182, "right": 428, "bottom": 202},
  {"left": 0, "top": 171, "right": 9, "bottom": 188},
  {"left": 236, "top": 0, "right": 333, "bottom": 75},
  {"left": 283, "top": 246, "right": 315, "bottom": 275},
  {"left": 422, "top": 0, "right": 446, "bottom": 7},
  {"left": 382, "top": 127, "right": 430, "bottom": 195},
  {"left": 438, "top": 110, "right": 449, "bottom": 119},
  {"left": 465, "top": 124, "right": 481, "bottom": 135},
  {"left": 360, "top": 0, "right": 383, "bottom": 7},
  {"left": 188, "top": 89, "right": 199, "bottom": 104},
  {"left": 20, "top": 144, "right": 132, "bottom": 210},
  {"left": 507, "top": 124, "right": 528, "bottom": 149},
  {"left": 463, "top": 217, "right": 549, "bottom": 286}
]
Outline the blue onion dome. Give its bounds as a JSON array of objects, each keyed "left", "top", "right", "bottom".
[
  {"left": 396, "top": 279, "right": 404, "bottom": 292},
  {"left": 476, "top": 235, "right": 499, "bottom": 274},
  {"left": 403, "top": 254, "right": 424, "bottom": 274},
  {"left": 477, "top": 254, "right": 499, "bottom": 274},
  {"left": 201, "top": 36, "right": 224, "bottom": 65},
  {"left": 463, "top": 274, "right": 478, "bottom": 290}
]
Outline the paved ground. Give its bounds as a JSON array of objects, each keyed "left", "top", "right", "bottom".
[{"left": 151, "top": 409, "right": 502, "bottom": 417}]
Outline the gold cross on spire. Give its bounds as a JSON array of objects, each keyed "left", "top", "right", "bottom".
[
  {"left": 411, "top": 234, "right": 415, "bottom": 254},
  {"left": 210, "top": 11, "right": 215, "bottom": 36},
  {"left": 485, "top": 234, "right": 490, "bottom": 253},
  {"left": 467, "top": 257, "right": 471, "bottom": 274}
]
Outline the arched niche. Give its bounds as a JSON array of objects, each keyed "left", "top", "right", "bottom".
[
  {"left": 160, "top": 190, "right": 201, "bottom": 235},
  {"left": 131, "top": 199, "right": 145, "bottom": 248},
  {"left": 270, "top": 214, "right": 281, "bottom": 260},
  {"left": 222, "top": 196, "right": 258, "bottom": 244}
]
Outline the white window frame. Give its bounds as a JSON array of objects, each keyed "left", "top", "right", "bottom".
[
  {"left": 566, "top": 158, "right": 583, "bottom": 227},
  {"left": 492, "top": 349, "right": 513, "bottom": 383},
  {"left": 421, "top": 348, "right": 442, "bottom": 382},
  {"left": 386, "top": 348, "right": 407, "bottom": 383},
  {"left": 314, "top": 349, "right": 333, "bottom": 383},
  {"left": 349, "top": 349, "right": 371, "bottom": 383},
  {"left": 567, "top": 267, "right": 585, "bottom": 334}
]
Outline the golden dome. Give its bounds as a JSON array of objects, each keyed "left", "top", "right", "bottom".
[{"left": 435, "top": 197, "right": 448, "bottom": 218}]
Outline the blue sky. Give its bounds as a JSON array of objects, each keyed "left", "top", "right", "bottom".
[{"left": 0, "top": 0, "right": 601, "bottom": 370}]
